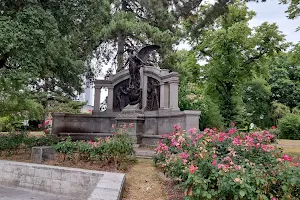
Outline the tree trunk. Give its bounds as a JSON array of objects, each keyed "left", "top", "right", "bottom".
[
  {"left": 117, "top": 31, "right": 125, "bottom": 71},
  {"left": 116, "top": 0, "right": 127, "bottom": 72}
]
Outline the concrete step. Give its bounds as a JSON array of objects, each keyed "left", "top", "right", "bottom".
[{"left": 133, "top": 148, "right": 156, "bottom": 159}]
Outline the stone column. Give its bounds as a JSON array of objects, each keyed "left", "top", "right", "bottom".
[
  {"left": 107, "top": 86, "right": 114, "bottom": 111},
  {"left": 93, "top": 86, "right": 101, "bottom": 114},
  {"left": 169, "top": 81, "right": 179, "bottom": 110},
  {"left": 160, "top": 83, "right": 169, "bottom": 109},
  {"left": 142, "top": 73, "right": 148, "bottom": 111}
]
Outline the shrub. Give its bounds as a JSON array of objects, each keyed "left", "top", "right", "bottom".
[
  {"left": 0, "top": 132, "right": 26, "bottom": 155},
  {"left": 52, "top": 124, "right": 134, "bottom": 168},
  {"left": 278, "top": 114, "right": 300, "bottom": 140},
  {"left": 179, "top": 82, "right": 223, "bottom": 129},
  {"left": 0, "top": 132, "right": 61, "bottom": 156},
  {"left": 154, "top": 126, "right": 300, "bottom": 200},
  {"left": 52, "top": 136, "right": 77, "bottom": 160}
]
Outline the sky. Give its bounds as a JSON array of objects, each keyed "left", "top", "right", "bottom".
[{"left": 247, "top": 0, "right": 299, "bottom": 44}]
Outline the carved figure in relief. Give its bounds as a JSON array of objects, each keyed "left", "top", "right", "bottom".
[{"left": 116, "top": 45, "right": 160, "bottom": 108}]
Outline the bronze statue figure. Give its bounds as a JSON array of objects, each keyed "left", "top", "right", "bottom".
[
  {"left": 147, "top": 77, "right": 160, "bottom": 110},
  {"left": 115, "top": 45, "right": 160, "bottom": 109}
]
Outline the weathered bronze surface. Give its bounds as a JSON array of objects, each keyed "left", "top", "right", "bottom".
[
  {"left": 113, "top": 45, "right": 160, "bottom": 111},
  {"left": 147, "top": 77, "right": 160, "bottom": 111}
]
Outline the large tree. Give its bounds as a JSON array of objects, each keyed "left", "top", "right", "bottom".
[
  {"left": 185, "top": 0, "right": 287, "bottom": 125},
  {"left": 268, "top": 49, "right": 300, "bottom": 109},
  {"left": 0, "top": 0, "right": 112, "bottom": 122},
  {"left": 0, "top": 0, "right": 112, "bottom": 95},
  {"left": 93, "top": 0, "right": 205, "bottom": 72},
  {"left": 174, "top": 50, "right": 223, "bottom": 129}
]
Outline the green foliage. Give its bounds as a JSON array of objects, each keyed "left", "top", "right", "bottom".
[
  {"left": 268, "top": 51, "right": 300, "bottom": 109},
  {"left": 184, "top": 0, "right": 287, "bottom": 125},
  {"left": 52, "top": 136, "right": 76, "bottom": 157},
  {"left": 0, "top": 94, "right": 44, "bottom": 131},
  {"left": 179, "top": 82, "right": 223, "bottom": 129},
  {"left": 0, "top": 132, "right": 60, "bottom": 155},
  {"left": 292, "top": 107, "right": 300, "bottom": 115},
  {"left": 154, "top": 127, "right": 300, "bottom": 200},
  {"left": 241, "top": 79, "right": 271, "bottom": 128},
  {"left": 52, "top": 125, "right": 134, "bottom": 168},
  {"left": 281, "top": 0, "right": 300, "bottom": 31},
  {"left": 45, "top": 96, "right": 86, "bottom": 114},
  {"left": 278, "top": 114, "right": 300, "bottom": 140},
  {"left": 271, "top": 102, "right": 291, "bottom": 126},
  {"left": 173, "top": 50, "right": 202, "bottom": 83},
  {"left": 175, "top": 50, "right": 223, "bottom": 129}
]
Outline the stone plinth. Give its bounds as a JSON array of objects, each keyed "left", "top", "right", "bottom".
[
  {"left": 52, "top": 65, "right": 201, "bottom": 146},
  {"left": 115, "top": 104, "right": 144, "bottom": 144},
  {"left": 31, "top": 146, "right": 55, "bottom": 164}
]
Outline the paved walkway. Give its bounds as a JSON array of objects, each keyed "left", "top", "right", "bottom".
[
  {"left": 0, "top": 185, "right": 71, "bottom": 200},
  {"left": 134, "top": 148, "right": 156, "bottom": 158}
]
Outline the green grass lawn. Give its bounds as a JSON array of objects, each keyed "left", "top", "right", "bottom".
[{"left": 277, "top": 139, "right": 300, "bottom": 162}]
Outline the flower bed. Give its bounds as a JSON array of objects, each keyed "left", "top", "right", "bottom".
[
  {"left": 154, "top": 125, "right": 300, "bottom": 200},
  {"left": 0, "top": 132, "right": 59, "bottom": 156},
  {"left": 0, "top": 124, "right": 135, "bottom": 171},
  {"left": 52, "top": 133, "right": 134, "bottom": 169}
]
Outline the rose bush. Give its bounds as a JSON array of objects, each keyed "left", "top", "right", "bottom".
[
  {"left": 52, "top": 123, "right": 134, "bottom": 168},
  {"left": 154, "top": 125, "right": 300, "bottom": 200}
]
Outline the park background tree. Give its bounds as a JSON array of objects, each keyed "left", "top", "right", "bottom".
[
  {"left": 183, "top": 0, "right": 287, "bottom": 126},
  {"left": 0, "top": 0, "right": 111, "bottom": 128},
  {"left": 174, "top": 50, "right": 223, "bottom": 129}
]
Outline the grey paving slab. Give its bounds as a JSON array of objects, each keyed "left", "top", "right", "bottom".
[
  {"left": 134, "top": 147, "right": 156, "bottom": 158},
  {"left": 0, "top": 185, "right": 71, "bottom": 200}
]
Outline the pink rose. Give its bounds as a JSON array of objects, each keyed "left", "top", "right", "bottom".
[
  {"left": 189, "top": 128, "right": 197, "bottom": 135},
  {"left": 189, "top": 165, "right": 197, "bottom": 174},
  {"left": 282, "top": 154, "right": 292, "bottom": 162},
  {"left": 129, "top": 123, "right": 134, "bottom": 128},
  {"left": 212, "top": 160, "right": 217, "bottom": 166}
]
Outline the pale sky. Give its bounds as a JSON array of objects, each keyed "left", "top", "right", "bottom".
[{"left": 248, "top": 0, "right": 299, "bottom": 44}]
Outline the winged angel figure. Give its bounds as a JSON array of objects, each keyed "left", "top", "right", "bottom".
[{"left": 117, "top": 45, "right": 160, "bottom": 107}]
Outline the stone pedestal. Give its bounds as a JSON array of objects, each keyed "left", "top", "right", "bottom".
[
  {"left": 31, "top": 146, "right": 55, "bottom": 164},
  {"left": 115, "top": 104, "right": 144, "bottom": 144}
]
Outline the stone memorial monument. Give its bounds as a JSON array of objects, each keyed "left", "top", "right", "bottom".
[{"left": 52, "top": 45, "right": 201, "bottom": 145}]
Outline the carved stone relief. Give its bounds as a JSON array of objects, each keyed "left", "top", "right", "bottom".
[{"left": 146, "top": 77, "right": 160, "bottom": 111}]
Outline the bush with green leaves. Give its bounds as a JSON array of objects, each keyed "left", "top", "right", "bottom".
[
  {"left": 52, "top": 124, "right": 134, "bottom": 168},
  {"left": 179, "top": 82, "right": 223, "bottom": 129},
  {"left": 0, "top": 132, "right": 60, "bottom": 156},
  {"left": 154, "top": 125, "right": 300, "bottom": 200},
  {"left": 278, "top": 114, "right": 300, "bottom": 140}
]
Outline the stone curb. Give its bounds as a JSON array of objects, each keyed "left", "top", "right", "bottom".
[
  {"left": 87, "top": 172, "right": 125, "bottom": 200},
  {"left": 0, "top": 160, "right": 125, "bottom": 200}
]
